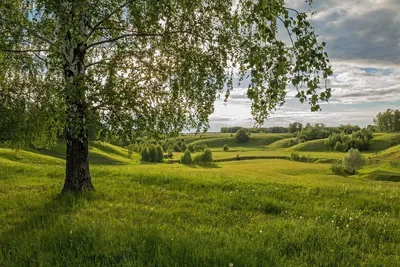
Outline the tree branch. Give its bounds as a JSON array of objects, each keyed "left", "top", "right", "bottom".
[
  {"left": 88, "top": 0, "right": 137, "bottom": 38},
  {"left": 86, "top": 31, "right": 188, "bottom": 50},
  {"left": 276, "top": 16, "right": 294, "bottom": 48},
  {"left": 1, "top": 49, "right": 49, "bottom": 53},
  {"left": 284, "top": 7, "right": 300, "bottom": 14}
]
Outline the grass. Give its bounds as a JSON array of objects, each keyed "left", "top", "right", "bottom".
[
  {"left": 188, "top": 133, "right": 290, "bottom": 151},
  {"left": 1, "top": 133, "right": 400, "bottom": 266},
  {"left": 287, "top": 139, "right": 330, "bottom": 152}
]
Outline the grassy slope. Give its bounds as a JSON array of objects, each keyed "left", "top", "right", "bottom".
[
  {"left": 287, "top": 139, "right": 329, "bottom": 152},
  {"left": 369, "top": 133, "right": 400, "bottom": 152},
  {"left": 189, "top": 133, "right": 290, "bottom": 151},
  {"left": 1, "top": 149, "right": 400, "bottom": 265},
  {"left": 1, "top": 134, "right": 400, "bottom": 265}
]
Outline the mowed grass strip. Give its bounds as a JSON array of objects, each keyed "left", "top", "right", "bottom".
[{"left": 1, "top": 151, "right": 400, "bottom": 266}]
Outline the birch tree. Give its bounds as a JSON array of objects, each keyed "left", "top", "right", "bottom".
[{"left": 0, "top": 0, "right": 332, "bottom": 193}]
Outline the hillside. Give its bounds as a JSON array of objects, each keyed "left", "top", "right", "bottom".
[
  {"left": 286, "top": 139, "right": 330, "bottom": 152},
  {"left": 1, "top": 141, "right": 400, "bottom": 265},
  {"left": 188, "top": 133, "right": 290, "bottom": 151}
]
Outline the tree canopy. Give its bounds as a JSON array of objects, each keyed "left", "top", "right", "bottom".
[{"left": 0, "top": 0, "right": 332, "bottom": 192}]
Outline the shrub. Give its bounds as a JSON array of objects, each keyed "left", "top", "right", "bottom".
[
  {"left": 325, "top": 128, "right": 372, "bottom": 152},
  {"left": 161, "top": 142, "right": 169, "bottom": 151},
  {"left": 193, "top": 149, "right": 213, "bottom": 164},
  {"left": 166, "top": 148, "right": 173, "bottom": 158},
  {"left": 173, "top": 143, "right": 181, "bottom": 152},
  {"left": 188, "top": 144, "right": 195, "bottom": 153},
  {"left": 235, "top": 128, "right": 249, "bottom": 143},
  {"left": 156, "top": 145, "right": 164, "bottom": 162},
  {"left": 202, "top": 148, "right": 213, "bottom": 163},
  {"left": 141, "top": 147, "right": 149, "bottom": 162},
  {"left": 331, "top": 162, "right": 345, "bottom": 176},
  {"left": 148, "top": 145, "right": 158, "bottom": 162},
  {"left": 180, "top": 143, "right": 187, "bottom": 152},
  {"left": 287, "top": 138, "right": 299, "bottom": 148},
  {"left": 300, "top": 155, "right": 308, "bottom": 162},
  {"left": 343, "top": 148, "right": 365, "bottom": 175},
  {"left": 290, "top": 151, "right": 300, "bottom": 161},
  {"left": 180, "top": 149, "right": 192, "bottom": 164},
  {"left": 223, "top": 144, "right": 229, "bottom": 152}
]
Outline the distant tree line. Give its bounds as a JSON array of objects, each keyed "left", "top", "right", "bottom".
[
  {"left": 220, "top": 126, "right": 288, "bottom": 134},
  {"left": 374, "top": 109, "right": 400, "bottom": 133}
]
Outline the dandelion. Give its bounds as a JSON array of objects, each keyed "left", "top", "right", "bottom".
[
  {"left": 346, "top": 224, "right": 349, "bottom": 228},
  {"left": 331, "top": 220, "right": 334, "bottom": 224},
  {"left": 229, "top": 263, "right": 234, "bottom": 267},
  {"left": 299, "top": 216, "right": 303, "bottom": 219},
  {"left": 259, "top": 230, "right": 263, "bottom": 234}
]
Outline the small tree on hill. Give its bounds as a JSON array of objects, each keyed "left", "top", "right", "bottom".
[
  {"left": 141, "top": 147, "right": 150, "bottom": 162},
  {"left": 235, "top": 128, "right": 249, "bottom": 143},
  {"left": 223, "top": 144, "right": 229, "bottom": 152},
  {"left": 343, "top": 148, "right": 365, "bottom": 175},
  {"left": 180, "top": 149, "right": 192, "bottom": 164},
  {"left": 156, "top": 145, "right": 164, "bottom": 162}
]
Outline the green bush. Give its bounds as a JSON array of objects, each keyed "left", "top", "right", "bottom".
[
  {"left": 173, "top": 143, "right": 181, "bottom": 152},
  {"left": 156, "top": 145, "right": 164, "bottom": 162},
  {"left": 287, "top": 138, "right": 299, "bottom": 148},
  {"left": 180, "top": 149, "right": 192, "bottom": 164},
  {"left": 325, "top": 128, "right": 373, "bottom": 152},
  {"left": 148, "top": 145, "right": 158, "bottom": 162},
  {"left": 166, "top": 148, "right": 173, "bottom": 158},
  {"left": 193, "top": 149, "right": 213, "bottom": 164},
  {"left": 235, "top": 128, "right": 249, "bottom": 143},
  {"left": 141, "top": 147, "right": 150, "bottom": 162},
  {"left": 180, "top": 143, "right": 187, "bottom": 152},
  {"left": 223, "top": 144, "right": 229, "bottom": 152},
  {"left": 331, "top": 162, "right": 346, "bottom": 176},
  {"left": 343, "top": 148, "right": 365, "bottom": 175},
  {"left": 290, "top": 151, "right": 300, "bottom": 161},
  {"left": 188, "top": 144, "right": 195, "bottom": 153},
  {"left": 141, "top": 145, "right": 164, "bottom": 162}
]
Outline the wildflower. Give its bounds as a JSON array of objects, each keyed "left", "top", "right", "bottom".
[
  {"left": 229, "top": 263, "right": 234, "bottom": 267},
  {"left": 346, "top": 224, "right": 349, "bottom": 228},
  {"left": 259, "top": 230, "right": 263, "bottom": 234},
  {"left": 70, "top": 230, "right": 73, "bottom": 234}
]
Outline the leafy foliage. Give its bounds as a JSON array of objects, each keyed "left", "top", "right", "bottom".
[
  {"left": 325, "top": 128, "right": 373, "bottom": 152},
  {"left": 193, "top": 148, "right": 213, "bottom": 165},
  {"left": 223, "top": 144, "right": 229, "bottom": 152},
  {"left": 180, "top": 149, "right": 192, "bottom": 164},
  {"left": 0, "top": 0, "right": 332, "bottom": 146},
  {"left": 374, "top": 109, "right": 400, "bottom": 133},
  {"left": 343, "top": 149, "right": 365, "bottom": 175},
  {"left": 235, "top": 128, "right": 250, "bottom": 143},
  {"left": 141, "top": 144, "right": 163, "bottom": 163}
]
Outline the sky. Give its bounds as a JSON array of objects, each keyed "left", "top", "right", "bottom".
[{"left": 208, "top": 0, "right": 400, "bottom": 132}]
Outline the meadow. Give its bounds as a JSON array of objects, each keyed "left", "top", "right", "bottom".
[{"left": 1, "top": 133, "right": 400, "bottom": 266}]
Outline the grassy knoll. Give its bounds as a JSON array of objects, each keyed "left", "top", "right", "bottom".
[
  {"left": 287, "top": 139, "right": 330, "bottom": 152},
  {"left": 1, "top": 143, "right": 400, "bottom": 266},
  {"left": 369, "top": 133, "right": 400, "bottom": 152},
  {"left": 188, "top": 133, "right": 290, "bottom": 151}
]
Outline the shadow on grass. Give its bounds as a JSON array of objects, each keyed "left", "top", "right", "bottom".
[
  {"left": 185, "top": 164, "right": 221, "bottom": 169},
  {"left": 0, "top": 192, "right": 92, "bottom": 248}
]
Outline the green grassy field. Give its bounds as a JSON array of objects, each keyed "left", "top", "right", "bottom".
[{"left": 1, "top": 133, "right": 400, "bottom": 266}]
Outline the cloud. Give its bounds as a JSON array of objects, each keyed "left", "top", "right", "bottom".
[
  {"left": 286, "top": 0, "right": 400, "bottom": 64},
  {"left": 206, "top": 1, "right": 400, "bottom": 132}
]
